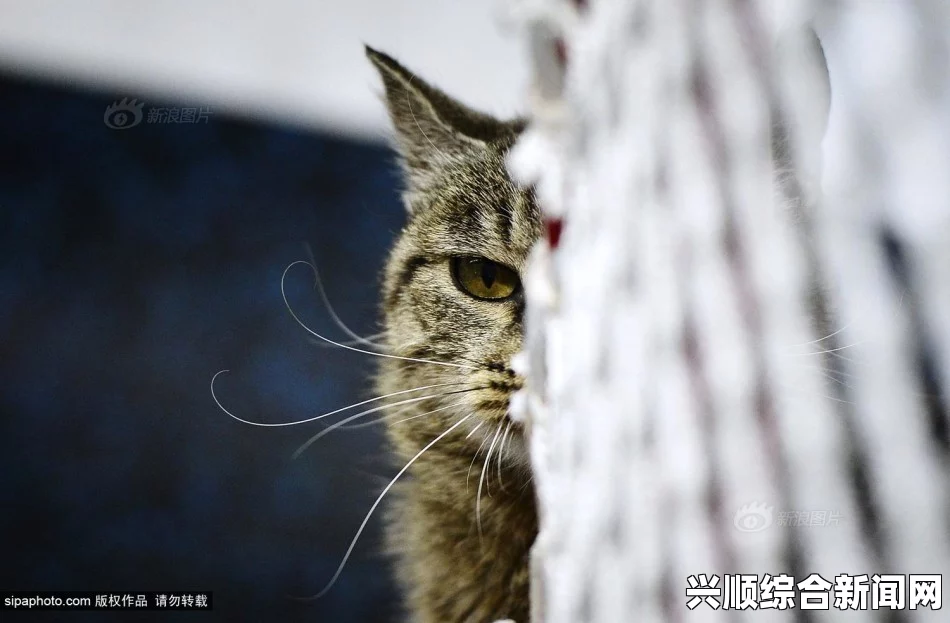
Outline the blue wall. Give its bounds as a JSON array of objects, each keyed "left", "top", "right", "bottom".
[{"left": 0, "top": 73, "right": 406, "bottom": 621}]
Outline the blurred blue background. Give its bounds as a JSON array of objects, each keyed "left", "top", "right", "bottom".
[{"left": 0, "top": 73, "right": 407, "bottom": 621}]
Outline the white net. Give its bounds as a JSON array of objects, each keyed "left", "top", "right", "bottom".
[{"left": 509, "top": 0, "right": 950, "bottom": 620}]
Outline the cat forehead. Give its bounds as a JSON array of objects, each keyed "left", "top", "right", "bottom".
[{"left": 405, "top": 154, "right": 541, "bottom": 268}]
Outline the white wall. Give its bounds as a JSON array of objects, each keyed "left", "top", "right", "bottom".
[{"left": 0, "top": 0, "right": 529, "bottom": 140}]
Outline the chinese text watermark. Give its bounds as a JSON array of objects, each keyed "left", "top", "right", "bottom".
[{"left": 103, "top": 98, "right": 212, "bottom": 130}]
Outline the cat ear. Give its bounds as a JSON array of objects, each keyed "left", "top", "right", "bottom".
[{"left": 365, "top": 46, "right": 518, "bottom": 191}]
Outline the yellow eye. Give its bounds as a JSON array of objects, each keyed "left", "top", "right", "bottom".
[{"left": 452, "top": 257, "right": 520, "bottom": 300}]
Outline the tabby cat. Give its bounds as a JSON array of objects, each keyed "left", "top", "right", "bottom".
[{"left": 366, "top": 46, "right": 539, "bottom": 623}]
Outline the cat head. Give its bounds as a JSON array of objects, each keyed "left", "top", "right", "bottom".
[
  {"left": 365, "top": 32, "right": 830, "bottom": 470},
  {"left": 367, "top": 46, "right": 538, "bottom": 469}
]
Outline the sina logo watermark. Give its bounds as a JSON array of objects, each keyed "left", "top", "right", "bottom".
[
  {"left": 103, "top": 98, "right": 212, "bottom": 130},
  {"left": 733, "top": 502, "right": 774, "bottom": 533},
  {"left": 103, "top": 98, "right": 145, "bottom": 130}
]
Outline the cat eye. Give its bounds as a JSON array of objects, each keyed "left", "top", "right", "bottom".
[{"left": 451, "top": 257, "right": 521, "bottom": 301}]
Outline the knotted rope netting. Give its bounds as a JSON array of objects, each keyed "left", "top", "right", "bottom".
[{"left": 509, "top": 0, "right": 950, "bottom": 620}]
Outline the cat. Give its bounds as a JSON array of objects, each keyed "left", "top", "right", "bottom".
[
  {"left": 363, "top": 28, "right": 830, "bottom": 622},
  {"left": 366, "top": 46, "right": 540, "bottom": 623}
]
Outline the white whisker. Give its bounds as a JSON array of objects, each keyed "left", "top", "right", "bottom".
[
  {"left": 305, "top": 399, "right": 470, "bottom": 442},
  {"left": 789, "top": 341, "right": 864, "bottom": 356},
  {"left": 496, "top": 420, "right": 513, "bottom": 493},
  {"left": 476, "top": 420, "right": 505, "bottom": 538},
  {"left": 484, "top": 420, "right": 506, "bottom": 499},
  {"left": 308, "top": 332, "right": 388, "bottom": 350},
  {"left": 788, "top": 323, "right": 852, "bottom": 349},
  {"left": 212, "top": 370, "right": 470, "bottom": 428},
  {"left": 336, "top": 402, "right": 415, "bottom": 431},
  {"left": 282, "top": 261, "right": 479, "bottom": 370},
  {"left": 789, "top": 362, "right": 857, "bottom": 379},
  {"left": 823, "top": 349, "right": 866, "bottom": 366},
  {"left": 292, "top": 393, "right": 477, "bottom": 459},
  {"left": 465, "top": 421, "right": 485, "bottom": 440},
  {"left": 301, "top": 245, "right": 388, "bottom": 350},
  {"left": 385, "top": 404, "right": 469, "bottom": 429},
  {"left": 340, "top": 386, "right": 481, "bottom": 431},
  {"left": 468, "top": 428, "right": 493, "bottom": 492},
  {"left": 301, "top": 412, "right": 474, "bottom": 600},
  {"left": 779, "top": 382, "right": 856, "bottom": 405},
  {"left": 818, "top": 370, "right": 855, "bottom": 390},
  {"left": 791, "top": 362, "right": 857, "bottom": 390}
]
